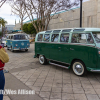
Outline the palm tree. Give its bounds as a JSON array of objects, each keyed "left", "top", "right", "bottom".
[{"left": 0, "top": 18, "right": 7, "bottom": 37}]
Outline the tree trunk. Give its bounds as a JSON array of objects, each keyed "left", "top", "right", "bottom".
[
  {"left": 21, "top": 21, "right": 23, "bottom": 31},
  {"left": 2, "top": 26, "right": 3, "bottom": 37}
]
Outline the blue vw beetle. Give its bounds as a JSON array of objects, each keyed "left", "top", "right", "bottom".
[{"left": 6, "top": 33, "right": 30, "bottom": 52}]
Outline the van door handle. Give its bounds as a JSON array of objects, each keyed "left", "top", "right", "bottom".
[
  {"left": 70, "top": 48, "right": 74, "bottom": 50},
  {"left": 58, "top": 47, "right": 61, "bottom": 49}
]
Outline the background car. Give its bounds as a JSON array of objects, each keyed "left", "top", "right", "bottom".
[
  {"left": 29, "top": 37, "right": 35, "bottom": 43},
  {"left": 2, "top": 38, "right": 7, "bottom": 47}
]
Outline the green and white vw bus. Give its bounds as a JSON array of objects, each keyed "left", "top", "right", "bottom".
[{"left": 34, "top": 28, "right": 100, "bottom": 76}]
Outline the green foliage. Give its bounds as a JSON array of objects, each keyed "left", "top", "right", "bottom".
[
  {"left": 0, "top": 19, "right": 7, "bottom": 27},
  {"left": 0, "top": 18, "right": 7, "bottom": 36},
  {"left": 22, "top": 23, "right": 29, "bottom": 33},
  {"left": 28, "top": 23, "right": 37, "bottom": 34},
  {"left": 23, "top": 23, "right": 37, "bottom": 34}
]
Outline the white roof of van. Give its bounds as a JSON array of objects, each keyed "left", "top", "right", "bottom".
[
  {"left": 7, "top": 33, "right": 27, "bottom": 35},
  {"left": 38, "top": 28, "right": 100, "bottom": 34}
]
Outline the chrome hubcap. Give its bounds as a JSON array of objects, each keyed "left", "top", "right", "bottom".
[
  {"left": 39, "top": 56, "right": 44, "bottom": 64},
  {"left": 75, "top": 64, "right": 83, "bottom": 74}
]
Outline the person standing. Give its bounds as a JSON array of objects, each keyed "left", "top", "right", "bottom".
[
  {"left": 0, "top": 45, "right": 9, "bottom": 100},
  {"left": 0, "top": 45, "right": 5, "bottom": 100}
]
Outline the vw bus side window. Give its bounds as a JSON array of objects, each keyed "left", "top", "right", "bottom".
[
  {"left": 60, "top": 33, "right": 69, "bottom": 42},
  {"left": 11, "top": 36, "right": 13, "bottom": 39},
  {"left": 51, "top": 34, "right": 59, "bottom": 42},
  {"left": 9, "top": 36, "right": 11, "bottom": 39},
  {"left": 92, "top": 32, "right": 100, "bottom": 43},
  {"left": 37, "top": 34, "right": 43, "bottom": 41},
  {"left": 86, "top": 33, "right": 94, "bottom": 44},
  {"left": 71, "top": 33, "right": 87, "bottom": 43},
  {"left": 44, "top": 34, "right": 50, "bottom": 42}
]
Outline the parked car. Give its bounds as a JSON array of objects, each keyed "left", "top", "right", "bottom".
[
  {"left": 29, "top": 37, "right": 35, "bottom": 43},
  {"left": 2, "top": 38, "right": 7, "bottom": 47},
  {"left": 34, "top": 28, "right": 100, "bottom": 76}
]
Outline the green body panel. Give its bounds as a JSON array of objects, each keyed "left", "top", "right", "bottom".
[
  {"left": 58, "top": 44, "right": 70, "bottom": 63},
  {"left": 35, "top": 42, "right": 98, "bottom": 69},
  {"left": 35, "top": 42, "right": 50, "bottom": 58},
  {"left": 69, "top": 44, "right": 98, "bottom": 68},
  {"left": 49, "top": 43, "right": 59, "bottom": 61},
  {"left": 34, "top": 28, "right": 100, "bottom": 72}
]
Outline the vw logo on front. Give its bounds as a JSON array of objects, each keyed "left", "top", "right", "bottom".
[{"left": 21, "top": 42, "right": 24, "bottom": 46}]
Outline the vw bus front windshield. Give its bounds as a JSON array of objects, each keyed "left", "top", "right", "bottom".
[
  {"left": 14, "top": 35, "right": 26, "bottom": 40},
  {"left": 92, "top": 32, "right": 100, "bottom": 43}
]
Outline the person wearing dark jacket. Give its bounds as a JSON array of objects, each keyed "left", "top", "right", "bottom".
[{"left": 0, "top": 45, "right": 5, "bottom": 100}]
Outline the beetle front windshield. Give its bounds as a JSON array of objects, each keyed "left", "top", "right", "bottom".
[
  {"left": 92, "top": 32, "right": 100, "bottom": 43},
  {"left": 14, "top": 35, "right": 26, "bottom": 40}
]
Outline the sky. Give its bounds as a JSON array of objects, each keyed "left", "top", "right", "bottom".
[{"left": 0, "top": 0, "right": 89, "bottom": 25}]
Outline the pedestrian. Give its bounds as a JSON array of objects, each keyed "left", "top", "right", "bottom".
[{"left": 0, "top": 45, "right": 9, "bottom": 100}]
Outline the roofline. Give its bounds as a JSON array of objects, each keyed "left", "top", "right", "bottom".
[
  {"left": 37, "top": 28, "right": 100, "bottom": 34},
  {"left": 24, "top": 7, "right": 80, "bottom": 24},
  {"left": 7, "top": 33, "right": 27, "bottom": 35}
]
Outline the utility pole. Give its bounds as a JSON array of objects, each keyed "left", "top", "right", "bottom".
[{"left": 80, "top": 0, "right": 82, "bottom": 27}]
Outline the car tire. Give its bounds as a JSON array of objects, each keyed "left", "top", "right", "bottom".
[
  {"left": 7, "top": 46, "right": 9, "bottom": 50},
  {"left": 25, "top": 49, "right": 28, "bottom": 52},
  {"left": 72, "top": 60, "right": 87, "bottom": 76},
  {"left": 11, "top": 46, "right": 14, "bottom": 52},
  {"left": 39, "top": 55, "right": 47, "bottom": 65}
]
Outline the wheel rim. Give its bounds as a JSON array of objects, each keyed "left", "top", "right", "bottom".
[
  {"left": 39, "top": 55, "right": 44, "bottom": 64},
  {"left": 73, "top": 62, "right": 84, "bottom": 75}
]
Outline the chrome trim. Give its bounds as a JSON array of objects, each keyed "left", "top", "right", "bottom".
[
  {"left": 47, "top": 58, "right": 70, "bottom": 65},
  {"left": 13, "top": 48, "right": 29, "bottom": 50},
  {"left": 49, "top": 62, "right": 69, "bottom": 69},
  {"left": 91, "top": 70, "right": 100, "bottom": 72}
]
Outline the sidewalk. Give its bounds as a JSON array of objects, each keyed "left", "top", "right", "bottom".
[
  {"left": 4, "top": 72, "right": 43, "bottom": 100},
  {"left": 3, "top": 96, "right": 11, "bottom": 100}
]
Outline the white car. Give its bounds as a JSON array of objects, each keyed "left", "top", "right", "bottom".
[{"left": 2, "top": 38, "right": 7, "bottom": 47}]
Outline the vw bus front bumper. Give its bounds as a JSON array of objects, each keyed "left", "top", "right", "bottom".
[{"left": 13, "top": 48, "right": 29, "bottom": 50}]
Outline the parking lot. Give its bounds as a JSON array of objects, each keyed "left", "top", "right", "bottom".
[{"left": 4, "top": 43, "right": 100, "bottom": 100}]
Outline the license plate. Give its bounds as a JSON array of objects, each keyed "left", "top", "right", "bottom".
[{"left": 20, "top": 48, "right": 25, "bottom": 50}]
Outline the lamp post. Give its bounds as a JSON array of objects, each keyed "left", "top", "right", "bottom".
[{"left": 80, "top": 0, "right": 83, "bottom": 27}]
